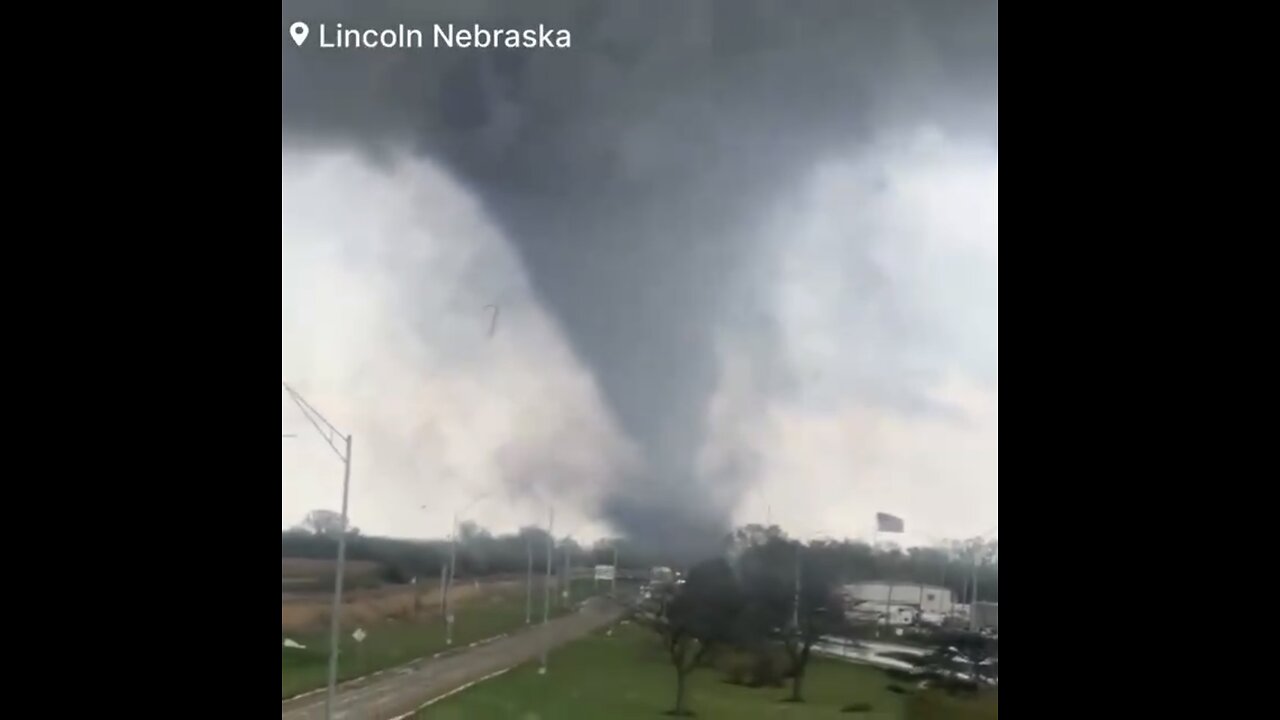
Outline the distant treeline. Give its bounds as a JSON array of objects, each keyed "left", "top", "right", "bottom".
[
  {"left": 281, "top": 523, "right": 642, "bottom": 585},
  {"left": 281, "top": 521, "right": 998, "bottom": 603}
]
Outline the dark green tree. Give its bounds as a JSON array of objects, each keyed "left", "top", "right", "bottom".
[
  {"left": 651, "top": 558, "right": 744, "bottom": 716},
  {"left": 781, "top": 546, "right": 846, "bottom": 702}
]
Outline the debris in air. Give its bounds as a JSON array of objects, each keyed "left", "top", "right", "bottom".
[{"left": 485, "top": 304, "right": 500, "bottom": 337}]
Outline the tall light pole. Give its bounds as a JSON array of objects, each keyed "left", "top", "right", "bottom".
[
  {"left": 445, "top": 515, "right": 456, "bottom": 646},
  {"left": 416, "top": 504, "right": 446, "bottom": 624},
  {"left": 540, "top": 506, "right": 554, "bottom": 674},
  {"left": 793, "top": 531, "right": 834, "bottom": 634},
  {"left": 445, "top": 492, "right": 489, "bottom": 646},
  {"left": 969, "top": 552, "right": 979, "bottom": 631},
  {"left": 968, "top": 529, "right": 996, "bottom": 632},
  {"left": 525, "top": 535, "right": 533, "bottom": 624},
  {"left": 282, "top": 382, "right": 352, "bottom": 720},
  {"left": 555, "top": 521, "right": 591, "bottom": 608},
  {"left": 439, "top": 563, "right": 448, "bottom": 614},
  {"left": 792, "top": 541, "right": 802, "bottom": 630},
  {"left": 562, "top": 542, "right": 572, "bottom": 608}
]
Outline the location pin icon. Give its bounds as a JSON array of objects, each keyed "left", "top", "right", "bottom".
[{"left": 290, "top": 22, "right": 310, "bottom": 47}]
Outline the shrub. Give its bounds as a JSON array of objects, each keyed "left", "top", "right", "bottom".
[
  {"left": 749, "top": 649, "right": 787, "bottom": 688},
  {"left": 841, "top": 702, "right": 873, "bottom": 713},
  {"left": 380, "top": 563, "right": 410, "bottom": 584},
  {"left": 719, "top": 647, "right": 787, "bottom": 687},
  {"left": 906, "top": 689, "right": 998, "bottom": 720},
  {"left": 722, "top": 655, "right": 750, "bottom": 686},
  {"left": 886, "top": 684, "right": 909, "bottom": 694}
]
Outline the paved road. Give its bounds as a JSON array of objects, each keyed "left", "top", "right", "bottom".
[{"left": 281, "top": 598, "right": 625, "bottom": 720}]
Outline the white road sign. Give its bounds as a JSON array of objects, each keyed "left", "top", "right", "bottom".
[
  {"left": 594, "top": 565, "right": 616, "bottom": 581},
  {"left": 352, "top": 627, "right": 367, "bottom": 643}
]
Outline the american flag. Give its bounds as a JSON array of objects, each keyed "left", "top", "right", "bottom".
[{"left": 875, "top": 512, "right": 904, "bottom": 533}]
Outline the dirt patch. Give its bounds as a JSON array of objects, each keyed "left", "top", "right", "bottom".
[
  {"left": 282, "top": 557, "right": 382, "bottom": 577},
  {"left": 281, "top": 579, "right": 522, "bottom": 633},
  {"left": 281, "top": 557, "right": 384, "bottom": 592}
]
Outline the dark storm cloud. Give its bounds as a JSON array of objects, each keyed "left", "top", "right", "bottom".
[{"left": 281, "top": 0, "right": 998, "bottom": 557}]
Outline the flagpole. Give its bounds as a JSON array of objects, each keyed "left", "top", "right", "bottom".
[
  {"left": 882, "top": 520, "right": 891, "bottom": 633},
  {"left": 873, "top": 514, "right": 883, "bottom": 635},
  {"left": 872, "top": 512, "right": 906, "bottom": 634}
]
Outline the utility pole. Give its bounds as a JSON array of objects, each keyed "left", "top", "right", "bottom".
[
  {"left": 446, "top": 512, "right": 458, "bottom": 645},
  {"left": 540, "top": 507, "right": 553, "bottom": 674},
  {"left": 439, "top": 563, "right": 447, "bottom": 613},
  {"left": 325, "top": 435, "right": 352, "bottom": 720},
  {"left": 792, "top": 542, "right": 801, "bottom": 630},
  {"left": 611, "top": 544, "right": 618, "bottom": 596},
  {"left": 282, "top": 382, "right": 352, "bottom": 720},
  {"left": 562, "top": 543, "right": 571, "bottom": 607},
  {"left": 444, "top": 494, "right": 488, "bottom": 646},
  {"left": 525, "top": 537, "right": 533, "bottom": 624},
  {"left": 969, "top": 551, "right": 979, "bottom": 632}
]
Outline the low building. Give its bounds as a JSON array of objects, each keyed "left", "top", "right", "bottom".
[
  {"left": 847, "top": 602, "right": 919, "bottom": 626},
  {"left": 843, "top": 581, "right": 955, "bottom": 616}
]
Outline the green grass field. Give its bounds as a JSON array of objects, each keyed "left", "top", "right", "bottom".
[
  {"left": 420, "top": 621, "right": 997, "bottom": 719},
  {"left": 905, "top": 690, "right": 999, "bottom": 720},
  {"left": 282, "top": 580, "right": 605, "bottom": 699},
  {"left": 419, "top": 622, "right": 901, "bottom": 719}
]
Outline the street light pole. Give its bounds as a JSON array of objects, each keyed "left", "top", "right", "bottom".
[
  {"left": 526, "top": 536, "right": 533, "bottom": 624},
  {"left": 445, "top": 493, "right": 488, "bottom": 646},
  {"left": 446, "top": 511, "right": 458, "bottom": 645},
  {"left": 562, "top": 543, "right": 571, "bottom": 608},
  {"left": 540, "top": 507, "right": 553, "bottom": 674},
  {"left": 282, "top": 382, "right": 353, "bottom": 720},
  {"left": 791, "top": 530, "right": 833, "bottom": 639},
  {"left": 969, "top": 547, "right": 980, "bottom": 632},
  {"left": 326, "top": 434, "right": 352, "bottom": 718},
  {"left": 792, "top": 541, "right": 801, "bottom": 630}
]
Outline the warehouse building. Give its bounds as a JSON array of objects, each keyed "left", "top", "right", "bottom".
[{"left": 843, "top": 581, "right": 955, "bottom": 616}]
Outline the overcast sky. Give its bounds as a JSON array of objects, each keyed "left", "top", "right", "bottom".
[{"left": 281, "top": 0, "right": 997, "bottom": 550}]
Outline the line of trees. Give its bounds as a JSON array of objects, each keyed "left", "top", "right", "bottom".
[
  {"left": 282, "top": 513, "right": 998, "bottom": 606},
  {"left": 730, "top": 524, "right": 999, "bottom": 604},
  {"left": 282, "top": 511, "right": 652, "bottom": 584}
]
